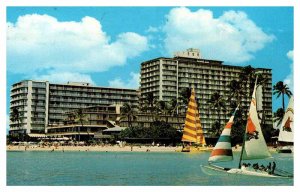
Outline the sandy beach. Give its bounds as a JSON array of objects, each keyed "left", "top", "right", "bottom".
[
  {"left": 6, "top": 145, "right": 278, "bottom": 153},
  {"left": 6, "top": 145, "right": 182, "bottom": 152}
]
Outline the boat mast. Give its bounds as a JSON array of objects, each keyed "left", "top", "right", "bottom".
[
  {"left": 238, "top": 74, "right": 259, "bottom": 169},
  {"left": 238, "top": 131, "right": 247, "bottom": 168}
]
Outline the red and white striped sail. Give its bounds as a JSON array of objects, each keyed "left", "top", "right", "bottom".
[{"left": 209, "top": 107, "right": 238, "bottom": 162}]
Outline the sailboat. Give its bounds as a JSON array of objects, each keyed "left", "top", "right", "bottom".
[
  {"left": 180, "top": 88, "right": 207, "bottom": 152},
  {"left": 201, "top": 78, "right": 293, "bottom": 178},
  {"left": 277, "top": 97, "right": 294, "bottom": 153}
]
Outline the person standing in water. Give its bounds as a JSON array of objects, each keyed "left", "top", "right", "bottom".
[{"left": 272, "top": 161, "right": 276, "bottom": 174}]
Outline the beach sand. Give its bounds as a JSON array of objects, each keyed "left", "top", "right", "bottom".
[
  {"left": 6, "top": 145, "right": 182, "bottom": 152},
  {"left": 6, "top": 145, "right": 277, "bottom": 153}
]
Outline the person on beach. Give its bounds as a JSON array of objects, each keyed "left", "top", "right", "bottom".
[
  {"left": 272, "top": 161, "right": 276, "bottom": 174},
  {"left": 252, "top": 163, "right": 259, "bottom": 170},
  {"left": 259, "top": 164, "right": 265, "bottom": 171}
]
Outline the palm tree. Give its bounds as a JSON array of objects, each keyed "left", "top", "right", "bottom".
[
  {"left": 168, "top": 97, "right": 184, "bottom": 130},
  {"left": 273, "top": 81, "right": 293, "bottom": 111},
  {"left": 10, "top": 108, "right": 21, "bottom": 140},
  {"left": 142, "top": 92, "right": 157, "bottom": 121},
  {"left": 75, "top": 108, "right": 88, "bottom": 141},
  {"left": 208, "top": 92, "right": 226, "bottom": 134},
  {"left": 64, "top": 113, "right": 75, "bottom": 125},
  {"left": 179, "top": 87, "right": 192, "bottom": 106},
  {"left": 239, "top": 65, "right": 257, "bottom": 99},
  {"left": 156, "top": 100, "right": 173, "bottom": 123},
  {"left": 273, "top": 108, "right": 285, "bottom": 127},
  {"left": 10, "top": 108, "right": 20, "bottom": 129},
  {"left": 227, "top": 79, "right": 244, "bottom": 106},
  {"left": 121, "top": 103, "right": 137, "bottom": 128},
  {"left": 237, "top": 65, "right": 267, "bottom": 120}
]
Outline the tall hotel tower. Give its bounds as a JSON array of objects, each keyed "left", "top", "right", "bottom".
[{"left": 140, "top": 48, "right": 273, "bottom": 133}]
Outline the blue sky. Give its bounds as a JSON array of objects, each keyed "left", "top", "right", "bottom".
[{"left": 6, "top": 6, "right": 293, "bottom": 119}]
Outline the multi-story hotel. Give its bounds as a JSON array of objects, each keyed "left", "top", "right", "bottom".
[
  {"left": 140, "top": 48, "right": 273, "bottom": 133},
  {"left": 9, "top": 80, "right": 138, "bottom": 136},
  {"left": 9, "top": 48, "right": 273, "bottom": 140},
  {"left": 45, "top": 105, "right": 185, "bottom": 141}
]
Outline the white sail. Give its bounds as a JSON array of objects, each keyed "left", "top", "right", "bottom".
[
  {"left": 278, "top": 97, "right": 294, "bottom": 143},
  {"left": 256, "top": 85, "right": 263, "bottom": 123},
  {"left": 242, "top": 84, "right": 272, "bottom": 160}
]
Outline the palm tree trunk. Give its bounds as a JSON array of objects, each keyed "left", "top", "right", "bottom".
[
  {"left": 282, "top": 93, "right": 285, "bottom": 111},
  {"left": 218, "top": 109, "right": 221, "bottom": 134},
  {"left": 166, "top": 111, "right": 169, "bottom": 123},
  {"left": 128, "top": 114, "right": 132, "bottom": 127}
]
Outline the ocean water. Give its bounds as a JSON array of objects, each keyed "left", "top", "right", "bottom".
[{"left": 7, "top": 151, "right": 293, "bottom": 186}]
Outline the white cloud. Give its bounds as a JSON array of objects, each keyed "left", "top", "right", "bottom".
[
  {"left": 146, "top": 26, "right": 159, "bottom": 33},
  {"left": 108, "top": 72, "right": 140, "bottom": 89},
  {"left": 32, "top": 71, "right": 96, "bottom": 85},
  {"left": 284, "top": 50, "right": 294, "bottom": 92},
  {"left": 7, "top": 14, "right": 149, "bottom": 76},
  {"left": 162, "top": 7, "right": 275, "bottom": 63}
]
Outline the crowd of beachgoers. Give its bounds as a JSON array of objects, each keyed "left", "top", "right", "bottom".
[
  {"left": 7, "top": 142, "right": 181, "bottom": 152},
  {"left": 6, "top": 141, "right": 278, "bottom": 153}
]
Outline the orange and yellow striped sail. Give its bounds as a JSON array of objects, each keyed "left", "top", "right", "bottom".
[{"left": 181, "top": 88, "right": 206, "bottom": 146}]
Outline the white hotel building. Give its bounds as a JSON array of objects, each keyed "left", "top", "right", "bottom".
[
  {"left": 140, "top": 48, "right": 273, "bottom": 132},
  {"left": 9, "top": 81, "right": 138, "bottom": 136},
  {"left": 9, "top": 48, "right": 273, "bottom": 139}
]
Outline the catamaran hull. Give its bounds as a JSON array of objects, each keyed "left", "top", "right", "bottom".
[
  {"left": 176, "top": 147, "right": 213, "bottom": 153},
  {"left": 201, "top": 165, "right": 292, "bottom": 178},
  {"left": 277, "top": 146, "right": 293, "bottom": 153}
]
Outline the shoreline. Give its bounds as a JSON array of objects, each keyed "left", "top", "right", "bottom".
[
  {"left": 7, "top": 145, "right": 181, "bottom": 152},
  {"left": 6, "top": 145, "right": 278, "bottom": 153}
]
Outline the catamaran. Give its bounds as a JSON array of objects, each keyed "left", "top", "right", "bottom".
[
  {"left": 180, "top": 88, "right": 207, "bottom": 152},
  {"left": 201, "top": 78, "right": 293, "bottom": 178},
  {"left": 277, "top": 96, "right": 294, "bottom": 153}
]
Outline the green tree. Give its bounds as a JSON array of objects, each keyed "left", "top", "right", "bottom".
[
  {"left": 179, "top": 87, "right": 192, "bottom": 106},
  {"left": 120, "top": 121, "right": 179, "bottom": 145},
  {"left": 227, "top": 79, "right": 244, "bottom": 106},
  {"left": 156, "top": 100, "right": 173, "bottom": 123},
  {"left": 231, "top": 109, "right": 246, "bottom": 145},
  {"left": 273, "top": 108, "right": 285, "bottom": 127},
  {"left": 150, "top": 121, "right": 177, "bottom": 141},
  {"left": 209, "top": 121, "right": 222, "bottom": 137},
  {"left": 273, "top": 81, "right": 293, "bottom": 111},
  {"left": 10, "top": 108, "right": 21, "bottom": 141},
  {"left": 168, "top": 97, "right": 184, "bottom": 129},
  {"left": 239, "top": 65, "right": 257, "bottom": 98},
  {"left": 120, "top": 103, "right": 137, "bottom": 128},
  {"left": 208, "top": 92, "right": 226, "bottom": 134},
  {"left": 64, "top": 113, "right": 75, "bottom": 125},
  {"left": 10, "top": 108, "right": 20, "bottom": 130},
  {"left": 75, "top": 108, "right": 88, "bottom": 141},
  {"left": 142, "top": 92, "right": 157, "bottom": 121}
]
